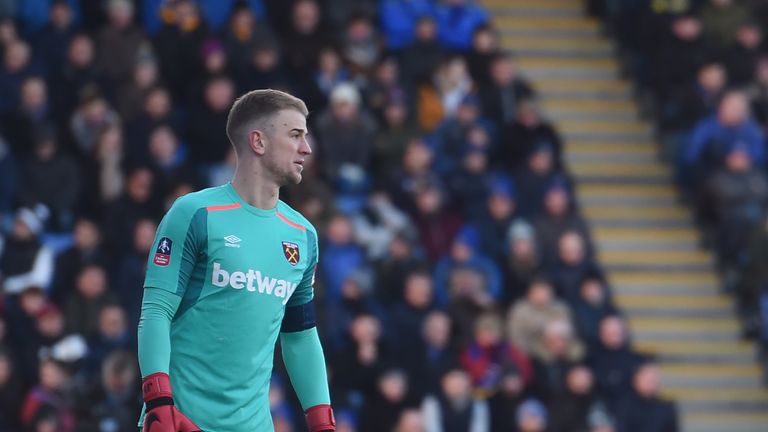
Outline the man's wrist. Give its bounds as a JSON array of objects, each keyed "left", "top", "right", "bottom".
[
  {"left": 305, "top": 404, "right": 335, "bottom": 432},
  {"left": 142, "top": 372, "right": 174, "bottom": 402}
]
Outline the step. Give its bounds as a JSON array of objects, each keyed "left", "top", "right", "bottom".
[
  {"left": 683, "top": 412, "right": 768, "bottom": 432},
  {"left": 615, "top": 293, "right": 726, "bottom": 309},
  {"left": 501, "top": 36, "right": 613, "bottom": 57},
  {"left": 593, "top": 226, "right": 698, "bottom": 242},
  {"left": 557, "top": 120, "right": 652, "bottom": 141},
  {"left": 610, "top": 271, "right": 717, "bottom": 286},
  {"left": 583, "top": 205, "right": 688, "bottom": 220},
  {"left": 519, "top": 57, "right": 618, "bottom": 79},
  {"left": 494, "top": 16, "right": 600, "bottom": 32},
  {"left": 636, "top": 340, "right": 752, "bottom": 356},
  {"left": 486, "top": 2, "right": 583, "bottom": 17},
  {"left": 629, "top": 317, "right": 740, "bottom": 341},
  {"left": 662, "top": 387, "right": 768, "bottom": 411},
  {"left": 601, "top": 249, "right": 712, "bottom": 272},
  {"left": 530, "top": 78, "right": 632, "bottom": 99},
  {"left": 660, "top": 364, "right": 763, "bottom": 388},
  {"left": 570, "top": 162, "right": 670, "bottom": 177}
]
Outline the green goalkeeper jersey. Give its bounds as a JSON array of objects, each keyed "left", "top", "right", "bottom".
[{"left": 139, "top": 182, "right": 319, "bottom": 431}]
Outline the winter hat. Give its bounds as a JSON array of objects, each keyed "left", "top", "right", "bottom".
[{"left": 15, "top": 204, "right": 50, "bottom": 235}]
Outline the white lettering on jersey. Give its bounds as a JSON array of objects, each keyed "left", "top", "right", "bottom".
[{"left": 212, "top": 262, "right": 297, "bottom": 305}]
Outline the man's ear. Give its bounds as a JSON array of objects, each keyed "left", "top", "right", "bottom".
[{"left": 249, "top": 129, "right": 267, "bottom": 155}]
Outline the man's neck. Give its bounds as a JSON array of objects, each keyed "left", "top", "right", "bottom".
[{"left": 231, "top": 167, "right": 280, "bottom": 210}]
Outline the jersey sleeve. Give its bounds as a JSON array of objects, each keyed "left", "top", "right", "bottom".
[
  {"left": 286, "top": 225, "right": 318, "bottom": 307},
  {"left": 144, "top": 199, "right": 207, "bottom": 296}
]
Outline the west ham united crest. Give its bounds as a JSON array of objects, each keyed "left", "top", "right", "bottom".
[{"left": 282, "top": 241, "right": 300, "bottom": 266}]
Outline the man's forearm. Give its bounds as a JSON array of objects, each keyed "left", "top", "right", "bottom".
[
  {"left": 280, "top": 327, "right": 331, "bottom": 409},
  {"left": 138, "top": 288, "right": 181, "bottom": 376}
]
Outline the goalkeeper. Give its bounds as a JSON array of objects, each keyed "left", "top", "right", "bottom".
[{"left": 137, "top": 89, "right": 334, "bottom": 431}]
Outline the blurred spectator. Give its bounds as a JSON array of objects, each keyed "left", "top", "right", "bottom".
[
  {"left": 0, "top": 40, "right": 41, "bottom": 116},
  {"left": 722, "top": 22, "right": 762, "bottom": 87},
  {"left": 372, "top": 98, "right": 419, "bottom": 178},
  {"left": 359, "top": 369, "right": 412, "bottom": 432},
  {"left": 342, "top": 13, "right": 382, "bottom": 78},
  {"left": 85, "top": 304, "right": 130, "bottom": 375},
  {"left": 548, "top": 365, "right": 597, "bottom": 432},
  {"left": 551, "top": 231, "right": 600, "bottom": 303},
  {"left": 479, "top": 52, "right": 534, "bottom": 130},
  {"left": 19, "top": 127, "right": 80, "bottom": 231},
  {"left": 321, "top": 212, "right": 367, "bottom": 303},
  {"left": 447, "top": 147, "right": 491, "bottom": 221},
  {"left": 434, "top": 0, "right": 489, "bottom": 52},
  {"left": 572, "top": 273, "right": 618, "bottom": 352},
  {"left": 0, "top": 347, "right": 23, "bottom": 431},
  {"left": 394, "top": 408, "right": 425, "bottom": 432},
  {"left": 20, "top": 358, "right": 75, "bottom": 432},
  {"left": 1, "top": 206, "right": 54, "bottom": 295},
  {"left": 153, "top": 0, "right": 209, "bottom": 103},
  {"left": 534, "top": 180, "right": 592, "bottom": 270},
  {"left": 514, "top": 143, "right": 566, "bottom": 219},
  {"left": 487, "top": 364, "right": 527, "bottom": 431},
  {"left": 102, "top": 166, "right": 158, "bottom": 258},
  {"left": 54, "top": 34, "right": 111, "bottom": 127},
  {"left": 315, "top": 83, "right": 377, "bottom": 179},
  {"left": 465, "top": 25, "right": 499, "bottom": 87},
  {"left": 237, "top": 41, "right": 288, "bottom": 95},
  {"left": 588, "top": 316, "right": 646, "bottom": 407},
  {"left": 706, "top": 143, "right": 768, "bottom": 268},
  {"left": 0, "top": 135, "right": 15, "bottom": 218},
  {"left": 433, "top": 224, "right": 502, "bottom": 303},
  {"left": 614, "top": 363, "right": 679, "bottom": 432},
  {"left": 410, "top": 180, "right": 463, "bottom": 263},
  {"left": 659, "top": 62, "right": 727, "bottom": 137},
  {"left": 460, "top": 313, "right": 531, "bottom": 395},
  {"left": 412, "top": 311, "right": 455, "bottom": 397},
  {"left": 683, "top": 90, "right": 765, "bottom": 193},
  {"left": 115, "top": 218, "right": 155, "bottom": 330},
  {"left": 21, "top": 303, "right": 86, "bottom": 384},
  {"left": 737, "top": 215, "right": 768, "bottom": 334},
  {"left": 333, "top": 314, "right": 389, "bottom": 407},
  {"left": 386, "top": 138, "right": 435, "bottom": 212},
  {"left": 473, "top": 175, "right": 517, "bottom": 265},
  {"left": 498, "top": 100, "right": 563, "bottom": 171},
  {"left": 125, "top": 85, "right": 178, "bottom": 163},
  {"left": 77, "top": 350, "right": 141, "bottom": 432},
  {"left": 529, "top": 320, "right": 585, "bottom": 402},
  {"left": 116, "top": 52, "right": 159, "bottom": 123},
  {"left": 307, "top": 47, "right": 349, "bottom": 111},
  {"left": 187, "top": 75, "right": 235, "bottom": 169},
  {"left": 374, "top": 232, "right": 426, "bottom": 305},
  {"left": 33, "top": 0, "right": 78, "bottom": 75},
  {"left": 63, "top": 264, "right": 118, "bottom": 338},
  {"left": 399, "top": 16, "right": 444, "bottom": 87},
  {"left": 366, "top": 56, "right": 407, "bottom": 122},
  {"left": 69, "top": 90, "right": 120, "bottom": 156},
  {"left": 507, "top": 278, "right": 572, "bottom": 356},
  {"left": 224, "top": 3, "right": 276, "bottom": 92},
  {"left": 421, "top": 368, "right": 490, "bottom": 432},
  {"left": 697, "top": 0, "right": 749, "bottom": 53},
  {"left": 390, "top": 271, "right": 434, "bottom": 371},
  {"left": 147, "top": 125, "right": 193, "bottom": 197},
  {"left": 281, "top": 0, "right": 334, "bottom": 81},
  {"left": 445, "top": 267, "right": 493, "bottom": 347},
  {"left": 95, "top": 0, "right": 148, "bottom": 87},
  {"left": 432, "top": 93, "right": 495, "bottom": 176},
  {"left": 379, "top": 0, "right": 435, "bottom": 50},
  {"left": 516, "top": 399, "right": 548, "bottom": 432},
  {"left": 79, "top": 125, "right": 125, "bottom": 218},
  {"left": 651, "top": 15, "right": 708, "bottom": 101},
  {"left": 748, "top": 57, "right": 768, "bottom": 133},
  {"left": 503, "top": 220, "right": 541, "bottom": 305},
  {"left": 3, "top": 76, "right": 53, "bottom": 157}
]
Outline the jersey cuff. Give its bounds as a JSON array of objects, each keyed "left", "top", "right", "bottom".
[{"left": 281, "top": 301, "right": 317, "bottom": 333}]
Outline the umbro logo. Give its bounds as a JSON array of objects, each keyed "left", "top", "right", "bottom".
[{"left": 224, "top": 235, "right": 242, "bottom": 248}]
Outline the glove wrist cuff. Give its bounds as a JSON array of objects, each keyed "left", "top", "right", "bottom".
[
  {"left": 142, "top": 372, "right": 174, "bottom": 402},
  {"left": 305, "top": 404, "right": 335, "bottom": 432}
]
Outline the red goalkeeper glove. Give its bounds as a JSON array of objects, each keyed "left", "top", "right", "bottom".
[
  {"left": 141, "top": 372, "right": 201, "bottom": 432},
  {"left": 305, "top": 404, "right": 335, "bottom": 432}
]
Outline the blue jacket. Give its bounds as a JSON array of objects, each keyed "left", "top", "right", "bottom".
[
  {"left": 379, "top": 0, "right": 436, "bottom": 49},
  {"left": 433, "top": 254, "right": 502, "bottom": 304},
  {"left": 684, "top": 114, "right": 766, "bottom": 166},
  {"left": 434, "top": 2, "right": 488, "bottom": 51}
]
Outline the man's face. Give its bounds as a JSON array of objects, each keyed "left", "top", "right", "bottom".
[{"left": 260, "top": 109, "right": 311, "bottom": 186}]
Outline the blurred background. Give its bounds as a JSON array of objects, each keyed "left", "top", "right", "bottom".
[{"left": 0, "top": 0, "right": 767, "bottom": 431}]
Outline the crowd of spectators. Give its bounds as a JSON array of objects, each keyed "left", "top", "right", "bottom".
[
  {"left": 0, "top": 1, "right": 677, "bottom": 431},
  {"left": 603, "top": 0, "right": 768, "bottom": 379}
]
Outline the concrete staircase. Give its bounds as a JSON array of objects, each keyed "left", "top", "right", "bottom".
[{"left": 484, "top": 0, "right": 768, "bottom": 431}]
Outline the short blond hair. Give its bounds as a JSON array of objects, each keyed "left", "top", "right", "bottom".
[{"left": 225, "top": 89, "right": 308, "bottom": 152}]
